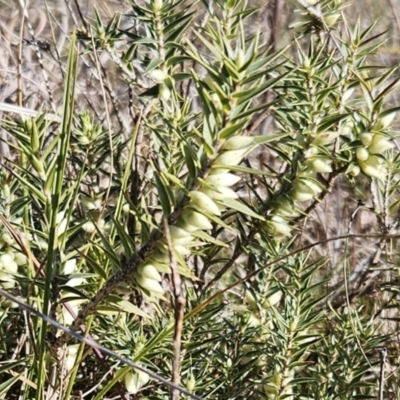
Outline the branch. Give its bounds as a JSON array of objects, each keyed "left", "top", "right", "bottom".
[{"left": 193, "top": 233, "right": 400, "bottom": 317}]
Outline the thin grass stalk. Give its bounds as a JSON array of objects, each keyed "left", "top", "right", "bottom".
[
  {"left": 378, "top": 347, "right": 387, "bottom": 400},
  {"left": 36, "top": 32, "right": 78, "bottom": 400}
]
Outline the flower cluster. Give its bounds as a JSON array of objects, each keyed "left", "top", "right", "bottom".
[
  {"left": 125, "top": 369, "right": 150, "bottom": 394},
  {"left": 267, "top": 111, "right": 396, "bottom": 239},
  {"left": 355, "top": 131, "right": 394, "bottom": 179},
  {"left": 135, "top": 136, "right": 252, "bottom": 297},
  {"left": 0, "top": 231, "right": 28, "bottom": 294},
  {"left": 267, "top": 131, "right": 339, "bottom": 237},
  {"left": 59, "top": 258, "right": 86, "bottom": 326}
]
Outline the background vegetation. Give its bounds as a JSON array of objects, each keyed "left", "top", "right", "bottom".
[{"left": 1, "top": 0, "right": 400, "bottom": 399}]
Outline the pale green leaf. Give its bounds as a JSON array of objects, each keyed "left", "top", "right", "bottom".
[{"left": 220, "top": 198, "right": 265, "bottom": 220}]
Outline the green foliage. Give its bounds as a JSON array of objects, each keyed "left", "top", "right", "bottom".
[{"left": 0, "top": 0, "right": 399, "bottom": 399}]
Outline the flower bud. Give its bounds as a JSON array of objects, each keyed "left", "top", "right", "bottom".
[
  {"left": 122, "top": 203, "right": 131, "bottom": 214},
  {"left": 214, "top": 148, "right": 248, "bottom": 167},
  {"left": 187, "top": 372, "right": 196, "bottom": 391},
  {"left": 159, "top": 83, "right": 171, "bottom": 101},
  {"left": 304, "top": 156, "right": 332, "bottom": 173},
  {"left": 176, "top": 219, "right": 199, "bottom": 233},
  {"left": 202, "top": 186, "right": 239, "bottom": 201},
  {"left": 56, "top": 218, "right": 68, "bottom": 238},
  {"left": 340, "top": 124, "right": 353, "bottom": 136},
  {"left": 273, "top": 197, "right": 298, "bottom": 217},
  {"left": 183, "top": 210, "right": 213, "bottom": 230},
  {"left": 138, "top": 369, "right": 150, "bottom": 385},
  {"left": 262, "top": 290, "right": 282, "bottom": 308},
  {"left": 359, "top": 156, "right": 387, "bottom": 179},
  {"left": 189, "top": 191, "right": 221, "bottom": 216},
  {"left": 82, "top": 221, "right": 96, "bottom": 233},
  {"left": 125, "top": 371, "right": 139, "bottom": 394},
  {"left": 1, "top": 298, "right": 19, "bottom": 308},
  {"left": 3, "top": 260, "right": 18, "bottom": 274},
  {"left": 77, "top": 135, "right": 90, "bottom": 145},
  {"left": 66, "top": 344, "right": 80, "bottom": 372},
  {"left": 61, "top": 258, "right": 76, "bottom": 275},
  {"left": 0, "top": 253, "right": 14, "bottom": 267},
  {"left": 367, "top": 135, "right": 394, "bottom": 154},
  {"left": 152, "top": 0, "right": 163, "bottom": 11},
  {"left": 138, "top": 264, "right": 162, "bottom": 282},
  {"left": 14, "top": 252, "right": 28, "bottom": 266},
  {"left": 291, "top": 188, "right": 314, "bottom": 202},
  {"left": 148, "top": 246, "right": 169, "bottom": 264},
  {"left": 149, "top": 69, "right": 167, "bottom": 83},
  {"left": 169, "top": 226, "right": 193, "bottom": 245},
  {"left": 174, "top": 244, "right": 191, "bottom": 257},
  {"left": 356, "top": 147, "right": 369, "bottom": 161},
  {"left": 267, "top": 215, "right": 292, "bottom": 237},
  {"left": 291, "top": 177, "right": 322, "bottom": 202},
  {"left": 204, "top": 173, "right": 241, "bottom": 187},
  {"left": 1, "top": 233, "right": 14, "bottom": 246},
  {"left": 0, "top": 272, "right": 15, "bottom": 289},
  {"left": 347, "top": 164, "right": 360, "bottom": 177},
  {"left": 325, "top": 13, "right": 340, "bottom": 27},
  {"left": 136, "top": 275, "right": 164, "bottom": 295},
  {"left": 360, "top": 133, "right": 373, "bottom": 147}
]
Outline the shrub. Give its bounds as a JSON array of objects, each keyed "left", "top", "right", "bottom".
[{"left": 0, "top": 0, "right": 399, "bottom": 398}]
